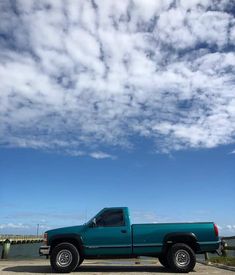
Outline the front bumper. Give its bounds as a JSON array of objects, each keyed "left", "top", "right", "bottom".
[{"left": 39, "top": 246, "right": 50, "bottom": 256}]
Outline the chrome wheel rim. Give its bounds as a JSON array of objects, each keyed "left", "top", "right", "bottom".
[
  {"left": 175, "top": 249, "right": 190, "bottom": 267},
  {"left": 56, "top": 249, "right": 72, "bottom": 267}
]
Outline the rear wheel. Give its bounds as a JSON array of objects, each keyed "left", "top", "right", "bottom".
[
  {"left": 167, "top": 243, "right": 196, "bottom": 273},
  {"left": 50, "top": 242, "right": 80, "bottom": 273},
  {"left": 158, "top": 254, "right": 169, "bottom": 268}
]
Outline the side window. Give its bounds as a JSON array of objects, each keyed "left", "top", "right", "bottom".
[{"left": 96, "top": 209, "right": 125, "bottom": 227}]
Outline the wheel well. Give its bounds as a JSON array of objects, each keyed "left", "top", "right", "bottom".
[
  {"left": 163, "top": 235, "right": 199, "bottom": 253},
  {"left": 50, "top": 238, "right": 83, "bottom": 255}
]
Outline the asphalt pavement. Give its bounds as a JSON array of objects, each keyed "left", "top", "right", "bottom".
[{"left": 0, "top": 259, "right": 234, "bottom": 274}]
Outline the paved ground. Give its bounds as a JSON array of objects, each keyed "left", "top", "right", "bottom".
[{"left": 0, "top": 259, "right": 234, "bottom": 274}]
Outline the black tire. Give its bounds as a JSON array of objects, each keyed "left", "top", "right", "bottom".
[
  {"left": 50, "top": 242, "right": 80, "bottom": 273},
  {"left": 158, "top": 254, "right": 169, "bottom": 267},
  {"left": 167, "top": 243, "right": 196, "bottom": 273},
  {"left": 78, "top": 257, "right": 84, "bottom": 266},
  {"left": 74, "top": 257, "right": 84, "bottom": 270}
]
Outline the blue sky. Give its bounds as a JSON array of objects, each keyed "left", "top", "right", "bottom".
[
  {"left": 0, "top": 0, "right": 235, "bottom": 236},
  {"left": 1, "top": 144, "right": 235, "bottom": 236}
]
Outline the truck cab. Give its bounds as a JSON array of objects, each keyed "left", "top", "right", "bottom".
[{"left": 83, "top": 207, "right": 132, "bottom": 256}]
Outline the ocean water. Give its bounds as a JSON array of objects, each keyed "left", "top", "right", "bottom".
[
  {"left": 0, "top": 242, "right": 43, "bottom": 259},
  {"left": 0, "top": 239, "right": 234, "bottom": 259},
  {"left": 224, "top": 238, "right": 235, "bottom": 257}
]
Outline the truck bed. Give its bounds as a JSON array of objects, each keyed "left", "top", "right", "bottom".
[{"left": 132, "top": 222, "right": 219, "bottom": 256}]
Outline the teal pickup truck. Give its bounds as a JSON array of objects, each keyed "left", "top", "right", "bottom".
[{"left": 40, "top": 207, "right": 220, "bottom": 273}]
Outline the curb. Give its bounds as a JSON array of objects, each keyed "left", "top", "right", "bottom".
[{"left": 197, "top": 260, "right": 235, "bottom": 272}]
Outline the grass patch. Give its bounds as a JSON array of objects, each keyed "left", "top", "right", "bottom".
[{"left": 209, "top": 256, "right": 235, "bottom": 267}]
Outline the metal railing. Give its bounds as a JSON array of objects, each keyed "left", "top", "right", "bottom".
[{"left": 0, "top": 235, "right": 43, "bottom": 244}]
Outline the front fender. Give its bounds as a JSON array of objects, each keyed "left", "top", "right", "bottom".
[{"left": 49, "top": 233, "right": 84, "bottom": 253}]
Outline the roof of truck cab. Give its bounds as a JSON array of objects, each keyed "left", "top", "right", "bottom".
[{"left": 103, "top": 207, "right": 128, "bottom": 210}]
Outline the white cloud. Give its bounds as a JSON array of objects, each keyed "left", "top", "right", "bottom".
[
  {"left": 218, "top": 224, "right": 235, "bottom": 236},
  {"left": 0, "top": 223, "right": 29, "bottom": 230},
  {"left": 131, "top": 211, "right": 158, "bottom": 223},
  {"left": 226, "top": 225, "right": 235, "bottom": 230},
  {"left": 0, "top": 0, "right": 235, "bottom": 155},
  {"left": 89, "top": 152, "right": 116, "bottom": 160},
  {"left": 0, "top": 223, "right": 51, "bottom": 235}
]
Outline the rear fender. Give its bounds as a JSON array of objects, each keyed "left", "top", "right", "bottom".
[{"left": 162, "top": 232, "right": 198, "bottom": 253}]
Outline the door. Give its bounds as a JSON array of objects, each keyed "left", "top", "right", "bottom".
[{"left": 83, "top": 208, "right": 132, "bottom": 256}]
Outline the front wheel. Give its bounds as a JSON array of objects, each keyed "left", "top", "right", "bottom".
[
  {"left": 167, "top": 243, "right": 196, "bottom": 273},
  {"left": 158, "top": 254, "right": 169, "bottom": 268},
  {"left": 50, "top": 242, "right": 80, "bottom": 273}
]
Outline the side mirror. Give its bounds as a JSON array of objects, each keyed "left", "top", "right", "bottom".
[{"left": 90, "top": 218, "right": 97, "bottom": 228}]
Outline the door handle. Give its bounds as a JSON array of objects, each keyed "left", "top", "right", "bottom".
[{"left": 121, "top": 229, "right": 127, "bottom": 233}]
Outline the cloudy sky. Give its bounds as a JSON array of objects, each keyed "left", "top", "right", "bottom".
[{"left": 0, "top": 0, "right": 235, "bottom": 236}]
